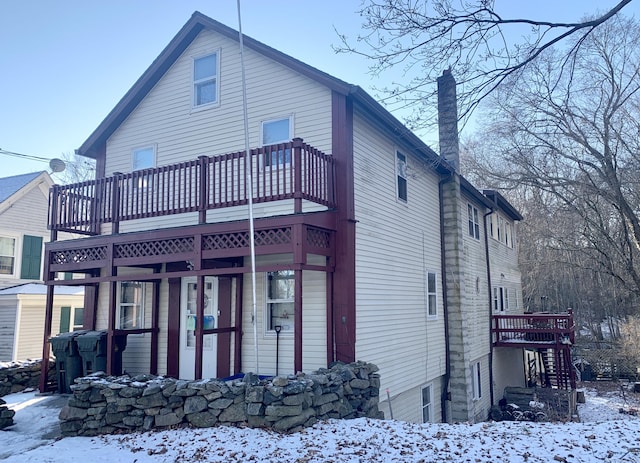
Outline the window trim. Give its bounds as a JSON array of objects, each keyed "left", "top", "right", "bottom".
[
  {"left": 467, "top": 204, "right": 480, "bottom": 240},
  {"left": 192, "top": 50, "right": 220, "bottom": 109},
  {"left": 396, "top": 151, "right": 408, "bottom": 202},
  {"left": 471, "top": 361, "right": 482, "bottom": 400},
  {"left": 116, "top": 281, "right": 146, "bottom": 330},
  {"left": 132, "top": 145, "right": 157, "bottom": 172},
  {"left": 0, "top": 234, "right": 18, "bottom": 277},
  {"left": 426, "top": 271, "right": 438, "bottom": 319},
  {"left": 265, "top": 270, "right": 295, "bottom": 335},
  {"left": 421, "top": 383, "right": 434, "bottom": 423}
]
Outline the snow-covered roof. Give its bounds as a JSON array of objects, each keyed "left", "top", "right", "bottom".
[
  {"left": 0, "top": 172, "right": 44, "bottom": 203},
  {"left": 0, "top": 283, "right": 84, "bottom": 296}
]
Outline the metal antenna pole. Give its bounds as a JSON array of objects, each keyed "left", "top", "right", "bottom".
[{"left": 237, "top": 0, "right": 259, "bottom": 375}]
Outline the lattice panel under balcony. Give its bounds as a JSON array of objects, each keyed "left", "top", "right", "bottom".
[
  {"left": 203, "top": 227, "right": 292, "bottom": 251},
  {"left": 306, "top": 228, "right": 331, "bottom": 248},
  {"left": 115, "top": 237, "right": 194, "bottom": 258},
  {"left": 255, "top": 228, "right": 292, "bottom": 246},
  {"left": 203, "top": 232, "right": 249, "bottom": 250},
  {"left": 50, "top": 246, "right": 108, "bottom": 264}
]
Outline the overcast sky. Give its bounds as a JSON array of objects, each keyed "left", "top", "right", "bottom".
[{"left": 1, "top": 0, "right": 636, "bottom": 179}]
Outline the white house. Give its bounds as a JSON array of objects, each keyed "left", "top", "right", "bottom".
[{"left": 39, "top": 12, "right": 574, "bottom": 423}]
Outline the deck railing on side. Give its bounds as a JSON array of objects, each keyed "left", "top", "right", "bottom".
[
  {"left": 492, "top": 311, "right": 575, "bottom": 347},
  {"left": 48, "top": 139, "right": 336, "bottom": 235}
]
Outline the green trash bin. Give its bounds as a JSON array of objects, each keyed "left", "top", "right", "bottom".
[
  {"left": 76, "top": 331, "right": 108, "bottom": 376},
  {"left": 50, "top": 331, "right": 87, "bottom": 394}
]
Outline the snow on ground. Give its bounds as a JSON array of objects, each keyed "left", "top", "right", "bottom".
[{"left": 2, "top": 382, "right": 640, "bottom": 462}]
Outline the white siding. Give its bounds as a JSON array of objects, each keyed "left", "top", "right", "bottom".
[
  {"left": 0, "top": 300, "right": 17, "bottom": 361},
  {"left": 380, "top": 377, "right": 444, "bottom": 423},
  {"left": 0, "top": 183, "right": 49, "bottom": 289},
  {"left": 96, "top": 268, "right": 154, "bottom": 375},
  {"left": 352, "top": 108, "right": 446, "bottom": 423},
  {"left": 106, "top": 28, "right": 333, "bottom": 233},
  {"left": 241, "top": 254, "right": 327, "bottom": 375}
]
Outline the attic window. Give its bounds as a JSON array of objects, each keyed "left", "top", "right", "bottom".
[{"left": 193, "top": 52, "right": 219, "bottom": 108}]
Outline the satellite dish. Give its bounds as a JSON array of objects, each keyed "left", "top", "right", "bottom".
[{"left": 49, "top": 158, "right": 66, "bottom": 173}]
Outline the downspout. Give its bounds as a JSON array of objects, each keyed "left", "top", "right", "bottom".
[
  {"left": 483, "top": 207, "right": 495, "bottom": 407},
  {"left": 438, "top": 171, "right": 454, "bottom": 423}
]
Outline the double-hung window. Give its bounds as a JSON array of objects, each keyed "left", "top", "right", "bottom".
[
  {"left": 117, "top": 281, "right": 145, "bottom": 330},
  {"left": 471, "top": 361, "right": 482, "bottom": 400},
  {"left": 266, "top": 270, "right": 294, "bottom": 333},
  {"left": 0, "top": 236, "right": 16, "bottom": 275},
  {"left": 396, "top": 151, "right": 407, "bottom": 201},
  {"left": 193, "top": 52, "right": 219, "bottom": 107},
  {"left": 262, "top": 116, "right": 292, "bottom": 166},
  {"left": 426, "top": 271, "right": 437, "bottom": 318},
  {"left": 468, "top": 204, "right": 480, "bottom": 239},
  {"left": 421, "top": 383, "right": 433, "bottom": 423}
]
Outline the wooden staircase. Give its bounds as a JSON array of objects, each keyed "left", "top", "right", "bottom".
[{"left": 538, "top": 347, "right": 574, "bottom": 389}]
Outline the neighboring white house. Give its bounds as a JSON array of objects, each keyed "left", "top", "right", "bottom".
[
  {"left": 0, "top": 283, "right": 84, "bottom": 362},
  {"left": 40, "top": 12, "right": 572, "bottom": 424},
  {"left": 0, "top": 172, "right": 52, "bottom": 289}
]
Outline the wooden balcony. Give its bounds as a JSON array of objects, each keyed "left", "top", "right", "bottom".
[
  {"left": 48, "top": 138, "right": 335, "bottom": 237},
  {"left": 492, "top": 311, "right": 575, "bottom": 349}
]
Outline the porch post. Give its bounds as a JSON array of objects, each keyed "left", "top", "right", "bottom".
[
  {"left": 198, "top": 156, "right": 209, "bottom": 224},
  {"left": 106, "top": 243, "right": 116, "bottom": 374},
  {"left": 38, "top": 283, "right": 55, "bottom": 392},
  {"left": 150, "top": 277, "right": 160, "bottom": 375},
  {"left": 195, "top": 274, "right": 205, "bottom": 379},
  {"left": 234, "top": 275, "right": 243, "bottom": 375},
  {"left": 293, "top": 138, "right": 303, "bottom": 214},
  {"left": 294, "top": 269, "right": 303, "bottom": 373}
]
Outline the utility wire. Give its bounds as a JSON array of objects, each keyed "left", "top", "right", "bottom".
[{"left": 0, "top": 148, "right": 53, "bottom": 163}]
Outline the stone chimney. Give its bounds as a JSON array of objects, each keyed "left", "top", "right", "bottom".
[{"left": 437, "top": 69, "right": 459, "bottom": 171}]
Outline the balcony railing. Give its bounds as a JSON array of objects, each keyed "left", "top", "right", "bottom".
[
  {"left": 48, "top": 138, "right": 335, "bottom": 236},
  {"left": 492, "top": 311, "right": 575, "bottom": 348}
]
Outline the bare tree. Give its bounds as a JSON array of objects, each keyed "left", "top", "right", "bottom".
[
  {"left": 58, "top": 152, "right": 96, "bottom": 185},
  {"left": 337, "top": 0, "right": 633, "bottom": 129},
  {"left": 467, "top": 14, "right": 640, "bottom": 319}
]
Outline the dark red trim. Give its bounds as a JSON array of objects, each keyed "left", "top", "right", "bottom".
[
  {"left": 234, "top": 275, "right": 243, "bottom": 374},
  {"left": 294, "top": 269, "right": 303, "bottom": 372},
  {"left": 83, "top": 284, "right": 98, "bottom": 330},
  {"left": 150, "top": 277, "right": 160, "bottom": 375},
  {"left": 217, "top": 277, "right": 232, "bottom": 377},
  {"left": 167, "top": 277, "right": 181, "bottom": 378},
  {"left": 195, "top": 272, "right": 204, "bottom": 379},
  {"left": 38, "top": 283, "right": 55, "bottom": 392},
  {"left": 331, "top": 91, "right": 356, "bottom": 363}
]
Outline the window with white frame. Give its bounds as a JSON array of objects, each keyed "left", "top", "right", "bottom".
[
  {"left": 0, "top": 236, "right": 16, "bottom": 275},
  {"left": 426, "top": 271, "right": 437, "bottom": 317},
  {"left": 396, "top": 151, "right": 407, "bottom": 201},
  {"left": 493, "top": 286, "right": 508, "bottom": 312},
  {"left": 421, "top": 383, "right": 433, "bottom": 423},
  {"left": 193, "top": 52, "right": 219, "bottom": 107},
  {"left": 117, "top": 281, "right": 145, "bottom": 330},
  {"left": 468, "top": 204, "right": 480, "bottom": 239},
  {"left": 262, "top": 116, "right": 292, "bottom": 166},
  {"left": 505, "top": 222, "right": 514, "bottom": 248},
  {"left": 132, "top": 146, "right": 156, "bottom": 171},
  {"left": 266, "top": 270, "right": 294, "bottom": 333},
  {"left": 471, "top": 361, "right": 482, "bottom": 400}
]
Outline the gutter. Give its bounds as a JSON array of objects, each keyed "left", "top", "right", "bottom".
[
  {"left": 438, "top": 171, "right": 454, "bottom": 423},
  {"left": 483, "top": 206, "right": 496, "bottom": 408}
]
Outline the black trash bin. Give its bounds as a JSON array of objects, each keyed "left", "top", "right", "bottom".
[
  {"left": 50, "top": 331, "right": 87, "bottom": 394},
  {"left": 76, "top": 331, "right": 108, "bottom": 376},
  {"left": 75, "top": 331, "right": 128, "bottom": 376}
]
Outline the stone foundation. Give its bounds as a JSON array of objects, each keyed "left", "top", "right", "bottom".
[
  {"left": 0, "top": 398, "right": 15, "bottom": 429},
  {"left": 59, "top": 361, "right": 382, "bottom": 436},
  {"left": 0, "top": 360, "right": 56, "bottom": 397}
]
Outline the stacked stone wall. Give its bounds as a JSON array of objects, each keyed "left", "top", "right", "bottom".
[
  {"left": 59, "top": 361, "right": 382, "bottom": 436},
  {"left": 0, "top": 360, "right": 55, "bottom": 397}
]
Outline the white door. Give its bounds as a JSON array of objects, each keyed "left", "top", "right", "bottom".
[{"left": 179, "top": 276, "right": 218, "bottom": 379}]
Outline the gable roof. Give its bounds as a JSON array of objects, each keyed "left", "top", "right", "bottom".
[
  {"left": 76, "top": 11, "right": 449, "bottom": 174},
  {"left": 0, "top": 283, "right": 84, "bottom": 296},
  {"left": 0, "top": 172, "right": 45, "bottom": 203}
]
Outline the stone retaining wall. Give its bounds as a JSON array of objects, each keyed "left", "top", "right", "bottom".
[
  {"left": 59, "top": 361, "right": 382, "bottom": 436},
  {"left": 0, "top": 360, "right": 55, "bottom": 397}
]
